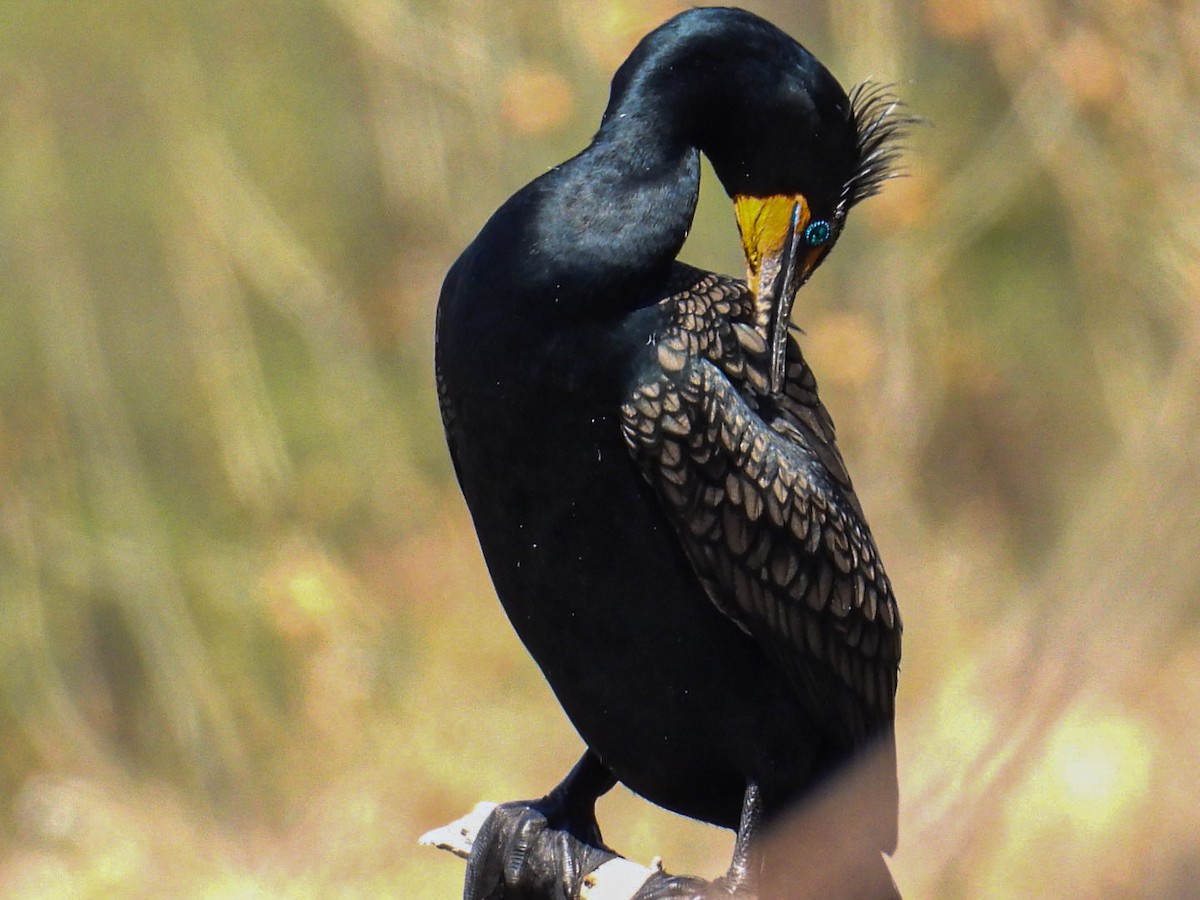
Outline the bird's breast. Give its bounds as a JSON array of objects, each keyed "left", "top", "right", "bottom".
[{"left": 437, "top": 294, "right": 827, "bottom": 827}]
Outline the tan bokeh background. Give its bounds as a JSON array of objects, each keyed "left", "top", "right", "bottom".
[{"left": 2, "top": 1, "right": 1198, "bottom": 896}]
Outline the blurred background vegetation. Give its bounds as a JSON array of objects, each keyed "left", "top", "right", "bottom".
[{"left": 1, "top": 0, "right": 1198, "bottom": 896}]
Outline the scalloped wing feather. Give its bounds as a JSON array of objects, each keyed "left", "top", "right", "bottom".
[{"left": 621, "top": 275, "right": 901, "bottom": 749}]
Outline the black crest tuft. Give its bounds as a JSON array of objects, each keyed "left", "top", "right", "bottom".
[{"left": 840, "top": 83, "right": 916, "bottom": 212}]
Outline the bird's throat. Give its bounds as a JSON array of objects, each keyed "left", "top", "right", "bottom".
[
  {"left": 734, "top": 194, "right": 810, "bottom": 332},
  {"left": 734, "top": 194, "right": 810, "bottom": 392}
]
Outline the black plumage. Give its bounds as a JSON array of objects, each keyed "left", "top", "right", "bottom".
[{"left": 436, "top": 7, "right": 909, "bottom": 895}]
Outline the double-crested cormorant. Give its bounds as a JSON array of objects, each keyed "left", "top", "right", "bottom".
[{"left": 436, "top": 7, "right": 908, "bottom": 897}]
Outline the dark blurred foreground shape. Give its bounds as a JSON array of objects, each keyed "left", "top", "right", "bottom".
[{"left": 1, "top": 1, "right": 1199, "bottom": 897}]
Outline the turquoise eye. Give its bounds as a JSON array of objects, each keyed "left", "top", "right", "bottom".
[{"left": 803, "top": 219, "right": 832, "bottom": 246}]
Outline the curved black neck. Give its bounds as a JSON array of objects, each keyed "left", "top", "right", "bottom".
[{"left": 512, "top": 124, "right": 701, "bottom": 317}]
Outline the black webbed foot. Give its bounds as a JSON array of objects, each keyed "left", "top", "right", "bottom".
[
  {"left": 463, "top": 799, "right": 614, "bottom": 900},
  {"left": 633, "top": 871, "right": 756, "bottom": 899},
  {"left": 464, "top": 751, "right": 618, "bottom": 900}
]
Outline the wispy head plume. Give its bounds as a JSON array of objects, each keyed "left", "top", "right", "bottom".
[{"left": 840, "top": 83, "right": 918, "bottom": 212}]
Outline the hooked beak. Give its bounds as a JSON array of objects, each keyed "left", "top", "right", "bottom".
[{"left": 734, "top": 194, "right": 829, "bottom": 395}]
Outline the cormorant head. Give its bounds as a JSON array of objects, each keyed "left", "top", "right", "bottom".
[{"left": 604, "top": 7, "right": 910, "bottom": 393}]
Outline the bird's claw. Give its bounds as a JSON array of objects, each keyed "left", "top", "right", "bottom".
[
  {"left": 463, "top": 798, "right": 615, "bottom": 900},
  {"left": 633, "top": 871, "right": 756, "bottom": 900}
]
